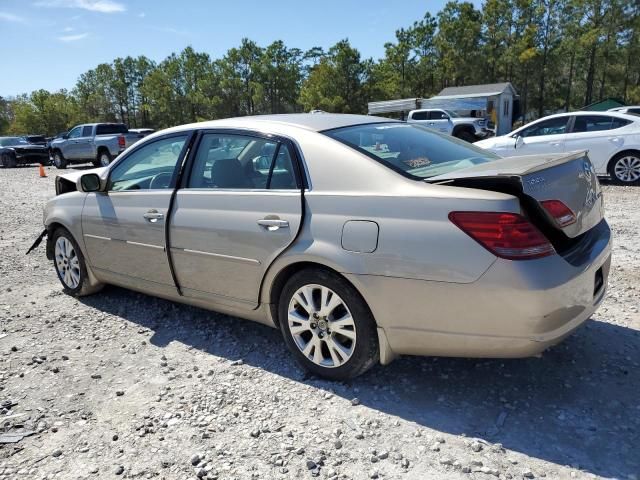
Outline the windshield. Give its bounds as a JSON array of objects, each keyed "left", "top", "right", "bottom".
[
  {"left": 323, "top": 122, "right": 499, "bottom": 179},
  {"left": 444, "top": 110, "right": 460, "bottom": 118},
  {"left": 0, "top": 137, "right": 28, "bottom": 146}
]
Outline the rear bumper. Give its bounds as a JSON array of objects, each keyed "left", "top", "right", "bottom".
[{"left": 347, "top": 220, "right": 612, "bottom": 359}]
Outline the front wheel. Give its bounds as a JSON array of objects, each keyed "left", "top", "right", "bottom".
[
  {"left": 52, "top": 228, "right": 103, "bottom": 296},
  {"left": 608, "top": 153, "right": 640, "bottom": 185},
  {"left": 279, "top": 268, "right": 379, "bottom": 380},
  {"left": 53, "top": 151, "right": 67, "bottom": 169},
  {"left": 1, "top": 153, "right": 17, "bottom": 168},
  {"left": 454, "top": 130, "right": 476, "bottom": 143}
]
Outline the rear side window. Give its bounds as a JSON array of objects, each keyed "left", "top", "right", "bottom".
[
  {"left": 572, "top": 115, "right": 630, "bottom": 133},
  {"left": 429, "top": 111, "right": 449, "bottom": 120},
  {"left": 82, "top": 126, "right": 93, "bottom": 137},
  {"left": 187, "top": 133, "right": 298, "bottom": 190},
  {"left": 96, "top": 124, "right": 128, "bottom": 135},
  {"left": 627, "top": 108, "right": 640, "bottom": 116},
  {"left": 410, "top": 111, "right": 428, "bottom": 121}
]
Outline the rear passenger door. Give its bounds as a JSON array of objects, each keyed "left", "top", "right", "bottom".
[
  {"left": 170, "top": 131, "right": 304, "bottom": 308},
  {"left": 563, "top": 115, "right": 632, "bottom": 174}
]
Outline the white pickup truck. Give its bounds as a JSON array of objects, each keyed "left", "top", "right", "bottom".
[
  {"left": 50, "top": 123, "right": 145, "bottom": 169},
  {"left": 407, "top": 109, "right": 492, "bottom": 142}
]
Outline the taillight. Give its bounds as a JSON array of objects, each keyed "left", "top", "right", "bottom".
[
  {"left": 540, "top": 200, "right": 576, "bottom": 227},
  {"left": 449, "top": 211, "right": 555, "bottom": 260},
  {"left": 118, "top": 135, "right": 126, "bottom": 148}
]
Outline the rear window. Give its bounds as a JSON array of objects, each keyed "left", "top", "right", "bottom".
[
  {"left": 323, "top": 122, "right": 499, "bottom": 179},
  {"left": 96, "top": 124, "right": 128, "bottom": 135}
]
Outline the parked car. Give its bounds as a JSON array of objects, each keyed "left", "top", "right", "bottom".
[
  {"left": 0, "top": 136, "right": 50, "bottom": 167},
  {"left": 129, "top": 128, "right": 155, "bottom": 137},
  {"left": 407, "top": 108, "right": 492, "bottom": 142},
  {"left": 49, "top": 123, "right": 146, "bottom": 169},
  {"left": 36, "top": 114, "right": 611, "bottom": 379},
  {"left": 608, "top": 106, "right": 640, "bottom": 117},
  {"left": 475, "top": 111, "right": 640, "bottom": 185}
]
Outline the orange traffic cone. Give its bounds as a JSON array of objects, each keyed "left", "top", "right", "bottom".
[{"left": 39, "top": 164, "right": 47, "bottom": 178}]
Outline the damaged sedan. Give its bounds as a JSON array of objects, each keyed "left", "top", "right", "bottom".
[
  {"left": 35, "top": 114, "right": 612, "bottom": 379},
  {"left": 1, "top": 136, "right": 50, "bottom": 167}
]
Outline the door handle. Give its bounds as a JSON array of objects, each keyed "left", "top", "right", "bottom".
[
  {"left": 257, "top": 218, "right": 289, "bottom": 231},
  {"left": 550, "top": 142, "right": 562, "bottom": 147},
  {"left": 143, "top": 209, "right": 164, "bottom": 223}
]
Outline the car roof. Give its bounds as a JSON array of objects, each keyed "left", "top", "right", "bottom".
[
  {"left": 159, "top": 113, "right": 396, "bottom": 136},
  {"left": 531, "top": 111, "right": 640, "bottom": 122}
]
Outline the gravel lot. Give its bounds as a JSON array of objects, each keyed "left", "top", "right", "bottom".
[{"left": 0, "top": 165, "right": 638, "bottom": 480}]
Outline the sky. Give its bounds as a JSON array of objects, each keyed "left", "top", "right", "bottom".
[{"left": 0, "top": 0, "right": 480, "bottom": 97}]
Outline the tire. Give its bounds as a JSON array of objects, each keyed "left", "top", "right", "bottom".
[
  {"left": 53, "top": 151, "right": 68, "bottom": 169},
  {"left": 95, "top": 150, "right": 112, "bottom": 167},
  {"left": 454, "top": 129, "right": 476, "bottom": 143},
  {"left": 1, "top": 153, "right": 17, "bottom": 168},
  {"left": 608, "top": 152, "right": 640, "bottom": 185},
  {"left": 51, "top": 227, "right": 103, "bottom": 297},
  {"left": 278, "top": 268, "right": 379, "bottom": 380}
]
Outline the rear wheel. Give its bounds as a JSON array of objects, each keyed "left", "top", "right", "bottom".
[
  {"left": 278, "top": 268, "right": 379, "bottom": 380},
  {"left": 608, "top": 152, "right": 640, "bottom": 185},
  {"left": 95, "top": 150, "right": 112, "bottom": 167},
  {"left": 53, "top": 151, "right": 67, "bottom": 169},
  {"left": 52, "top": 228, "right": 103, "bottom": 297}
]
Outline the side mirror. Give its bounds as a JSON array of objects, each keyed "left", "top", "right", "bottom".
[
  {"left": 514, "top": 135, "right": 524, "bottom": 149},
  {"left": 62, "top": 134, "right": 69, "bottom": 139},
  {"left": 79, "top": 173, "right": 102, "bottom": 192}
]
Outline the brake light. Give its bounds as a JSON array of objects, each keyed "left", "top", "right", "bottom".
[
  {"left": 540, "top": 200, "right": 576, "bottom": 227},
  {"left": 449, "top": 211, "right": 555, "bottom": 260},
  {"left": 118, "top": 135, "right": 126, "bottom": 148}
]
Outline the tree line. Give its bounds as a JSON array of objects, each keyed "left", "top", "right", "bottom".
[{"left": 1, "top": 0, "right": 638, "bottom": 136}]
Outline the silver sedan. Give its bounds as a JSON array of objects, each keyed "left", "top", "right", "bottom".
[{"left": 40, "top": 114, "right": 612, "bottom": 379}]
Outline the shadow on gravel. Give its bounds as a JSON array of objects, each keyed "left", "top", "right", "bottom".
[{"left": 80, "top": 286, "right": 640, "bottom": 479}]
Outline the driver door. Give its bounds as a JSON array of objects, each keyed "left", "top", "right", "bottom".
[
  {"left": 81, "top": 133, "right": 191, "bottom": 290},
  {"left": 427, "top": 110, "right": 451, "bottom": 134},
  {"left": 63, "top": 126, "right": 83, "bottom": 160}
]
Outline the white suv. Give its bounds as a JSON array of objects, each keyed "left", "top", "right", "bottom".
[
  {"left": 407, "top": 109, "right": 492, "bottom": 142},
  {"left": 475, "top": 111, "right": 640, "bottom": 185}
]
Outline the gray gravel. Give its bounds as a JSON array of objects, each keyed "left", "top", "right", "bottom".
[{"left": 1, "top": 165, "right": 639, "bottom": 480}]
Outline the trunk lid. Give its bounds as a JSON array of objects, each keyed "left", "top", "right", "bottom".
[{"left": 430, "top": 150, "right": 604, "bottom": 239}]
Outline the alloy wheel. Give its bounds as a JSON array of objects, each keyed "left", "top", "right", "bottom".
[
  {"left": 100, "top": 153, "right": 110, "bottom": 167},
  {"left": 287, "top": 284, "right": 356, "bottom": 368},
  {"left": 55, "top": 236, "right": 80, "bottom": 289},
  {"left": 614, "top": 155, "right": 640, "bottom": 183}
]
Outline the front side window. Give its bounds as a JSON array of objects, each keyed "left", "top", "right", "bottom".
[
  {"left": 572, "top": 115, "right": 631, "bottom": 133},
  {"left": 323, "top": 122, "right": 499, "bottom": 179},
  {"left": 108, "top": 135, "right": 188, "bottom": 191},
  {"left": 519, "top": 117, "right": 569, "bottom": 137},
  {"left": 429, "top": 111, "right": 449, "bottom": 120},
  {"left": 187, "top": 133, "right": 297, "bottom": 190},
  {"left": 410, "top": 111, "right": 428, "bottom": 121},
  {"left": 68, "top": 126, "right": 82, "bottom": 139}
]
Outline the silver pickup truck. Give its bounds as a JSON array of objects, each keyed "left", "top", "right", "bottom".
[{"left": 50, "top": 123, "right": 144, "bottom": 169}]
